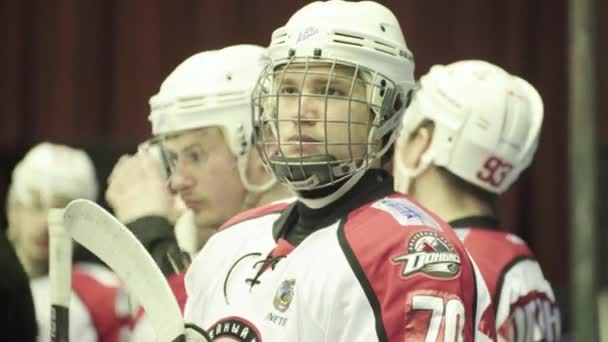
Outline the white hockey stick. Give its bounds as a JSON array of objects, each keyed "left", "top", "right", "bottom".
[
  {"left": 62, "top": 199, "right": 186, "bottom": 342},
  {"left": 49, "top": 208, "right": 72, "bottom": 342}
]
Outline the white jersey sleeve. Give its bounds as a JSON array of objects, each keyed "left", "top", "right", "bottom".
[
  {"left": 459, "top": 228, "right": 561, "bottom": 341},
  {"left": 495, "top": 258, "right": 561, "bottom": 342}
]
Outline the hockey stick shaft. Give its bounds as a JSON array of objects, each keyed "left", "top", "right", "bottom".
[{"left": 49, "top": 208, "right": 72, "bottom": 342}]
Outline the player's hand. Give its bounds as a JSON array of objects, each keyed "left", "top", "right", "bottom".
[{"left": 106, "top": 152, "right": 174, "bottom": 224}]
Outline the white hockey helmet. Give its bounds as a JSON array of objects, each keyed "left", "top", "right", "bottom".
[
  {"left": 394, "top": 60, "right": 543, "bottom": 194},
  {"left": 252, "top": 0, "right": 415, "bottom": 193},
  {"left": 148, "top": 44, "right": 273, "bottom": 192},
  {"left": 8, "top": 142, "right": 98, "bottom": 208}
]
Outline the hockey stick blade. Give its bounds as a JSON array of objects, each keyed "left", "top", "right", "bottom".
[
  {"left": 63, "top": 199, "right": 185, "bottom": 342},
  {"left": 49, "top": 208, "right": 71, "bottom": 342}
]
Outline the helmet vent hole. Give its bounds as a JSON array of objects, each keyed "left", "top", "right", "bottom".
[
  {"left": 226, "top": 74, "right": 233, "bottom": 81},
  {"left": 380, "top": 24, "right": 386, "bottom": 32},
  {"left": 332, "top": 39, "right": 364, "bottom": 47}
]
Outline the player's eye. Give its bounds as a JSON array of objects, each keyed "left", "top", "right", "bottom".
[
  {"left": 185, "top": 150, "right": 205, "bottom": 164},
  {"left": 279, "top": 86, "right": 300, "bottom": 95},
  {"left": 326, "top": 87, "right": 346, "bottom": 97}
]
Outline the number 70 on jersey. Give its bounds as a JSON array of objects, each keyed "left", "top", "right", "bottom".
[{"left": 409, "top": 295, "right": 466, "bottom": 342}]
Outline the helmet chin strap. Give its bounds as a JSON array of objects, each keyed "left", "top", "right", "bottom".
[
  {"left": 268, "top": 154, "right": 366, "bottom": 209},
  {"left": 393, "top": 152, "right": 434, "bottom": 195},
  {"left": 298, "top": 168, "right": 366, "bottom": 209},
  {"left": 237, "top": 153, "right": 279, "bottom": 211},
  {"left": 237, "top": 155, "right": 277, "bottom": 193}
]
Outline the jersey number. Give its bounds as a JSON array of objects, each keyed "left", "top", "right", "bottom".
[
  {"left": 476, "top": 156, "right": 513, "bottom": 188},
  {"left": 412, "top": 295, "right": 465, "bottom": 342}
]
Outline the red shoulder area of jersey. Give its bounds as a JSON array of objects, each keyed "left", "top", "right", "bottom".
[
  {"left": 340, "top": 192, "right": 478, "bottom": 341},
  {"left": 460, "top": 228, "right": 533, "bottom": 297},
  {"left": 71, "top": 269, "right": 132, "bottom": 342},
  {"left": 219, "top": 200, "right": 292, "bottom": 231}
]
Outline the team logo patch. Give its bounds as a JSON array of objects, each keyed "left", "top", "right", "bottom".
[
  {"left": 207, "top": 317, "right": 262, "bottom": 341},
  {"left": 372, "top": 198, "right": 441, "bottom": 229},
  {"left": 273, "top": 279, "right": 295, "bottom": 312},
  {"left": 392, "top": 231, "right": 461, "bottom": 278}
]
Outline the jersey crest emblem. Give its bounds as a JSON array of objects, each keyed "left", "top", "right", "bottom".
[
  {"left": 392, "top": 231, "right": 461, "bottom": 278},
  {"left": 273, "top": 279, "right": 295, "bottom": 312}
]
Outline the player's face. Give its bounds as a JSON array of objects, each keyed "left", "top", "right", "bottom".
[
  {"left": 164, "top": 127, "right": 247, "bottom": 229},
  {"left": 267, "top": 64, "right": 372, "bottom": 162},
  {"left": 9, "top": 194, "right": 71, "bottom": 265}
]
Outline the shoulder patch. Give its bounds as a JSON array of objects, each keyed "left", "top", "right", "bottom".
[{"left": 371, "top": 197, "right": 441, "bottom": 229}]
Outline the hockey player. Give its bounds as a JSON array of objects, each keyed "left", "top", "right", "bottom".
[
  {"left": 110, "top": 45, "right": 291, "bottom": 341},
  {"left": 6, "top": 142, "right": 131, "bottom": 341},
  {"left": 183, "top": 1, "right": 495, "bottom": 341},
  {"left": 393, "top": 60, "right": 561, "bottom": 341},
  {"left": 106, "top": 45, "right": 289, "bottom": 273}
]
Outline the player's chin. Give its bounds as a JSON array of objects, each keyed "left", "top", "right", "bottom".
[{"left": 192, "top": 209, "right": 221, "bottom": 229}]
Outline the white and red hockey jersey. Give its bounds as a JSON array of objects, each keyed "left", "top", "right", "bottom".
[
  {"left": 184, "top": 172, "right": 495, "bottom": 341},
  {"left": 31, "top": 262, "right": 132, "bottom": 342},
  {"left": 451, "top": 217, "right": 561, "bottom": 342}
]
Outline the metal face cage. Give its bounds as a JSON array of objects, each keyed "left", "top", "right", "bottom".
[{"left": 252, "top": 57, "right": 404, "bottom": 191}]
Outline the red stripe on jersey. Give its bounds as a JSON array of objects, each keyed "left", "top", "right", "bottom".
[
  {"left": 340, "top": 194, "right": 478, "bottom": 342},
  {"left": 71, "top": 271, "right": 131, "bottom": 342},
  {"left": 219, "top": 201, "right": 292, "bottom": 230}
]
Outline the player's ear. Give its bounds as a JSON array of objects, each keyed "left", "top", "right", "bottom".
[{"left": 402, "top": 125, "right": 433, "bottom": 169}]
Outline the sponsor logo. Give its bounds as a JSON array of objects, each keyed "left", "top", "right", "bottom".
[
  {"left": 372, "top": 198, "right": 441, "bottom": 229},
  {"left": 207, "top": 317, "right": 262, "bottom": 342},
  {"left": 392, "top": 231, "right": 461, "bottom": 278},
  {"left": 264, "top": 312, "right": 288, "bottom": 327},
  {"left": 273, "top": 279, "right": 295, "bottom": 312}
]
